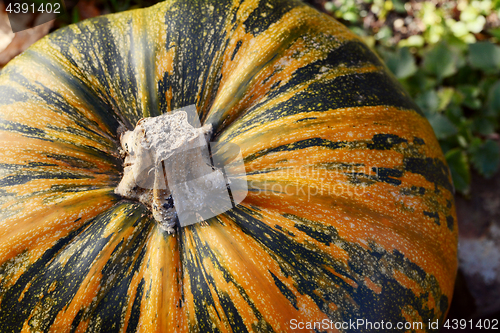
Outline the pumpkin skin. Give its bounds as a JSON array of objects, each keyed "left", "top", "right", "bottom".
[{"left": 0, "top": 0, "right": 458, "bottom": 331}]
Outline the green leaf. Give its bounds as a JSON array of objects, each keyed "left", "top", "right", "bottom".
[
  {"left": 404, "top": 69, "right": 437, "bottom": 96},
  {"left": 457, "top": 135, "right": 468, "bottom": 148},
  {"left": 398, "top": 35, "right": 425, "bottom": 48},
  {"left": 423, "top": 42, "right": 458, "bottom": 80},
  {"left": 457, "top": 84, "right": 482, "bottom": 110},
  {"left": 375, "top": 26, "right": 393, "bottom": 43},
  {"left": 427, "top": 113, "right": 458, "bottom": 139},
  {"left": 437, "top": 87, "right": 454, "bottom": 111},
  {"left": 453, "top": 64, "right": 480, "bottom": 85},
  {"left": 450, "top": 21, "right": 469, "bottom": 38},
  {"left": 445, "top": 103, "right": 464, "bottom": 125},
  {"left": 468, "top": 42, "right": 500, "bottom": 72},
  {"left": 324, "top": 2, "right": 336, "bottom": 12},
  {"left": 384, "top": 47, "right": 418, "bottom": 79},
  {"left": 479, "top": 76, "right": 498, "bottom": 102},
  {"left": 415, "top": 90, "right": 439, "bottom": 116},
  {"left": 349, "top": 26, "right": 368, "bottom": 37},
  {"left": 392, "top": 0, "right": 406, "bottom": 13},
  {"left": 71, "top": 7, "right": 80, "bottom": 23},
  {"left": 466, "top": 15, "right": 486, "bottom": 34},
  {"left": 488, "top": 28, "right": 500, "bottom": 40},
  {"left": 469, "top": 139, "right": 500, "bottom": 178},
  {"left": 472, "top": 117, "right": 496, "bottom": 135},
  {"left": 343, "top": 11, "right": 360, "bottom": 23},
  {"left": 487, "top": 80, "right": 500, "bottom": 116},
  {"left": 445, "top": 148, "right": 470, "bottom": 194}
]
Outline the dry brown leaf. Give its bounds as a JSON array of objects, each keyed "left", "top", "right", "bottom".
[
  {"left": 0, "top": 7, "right": 55, "bottom": 68},
  {"left": 0, "top": 2, "right": 15, "bottom": 53},
  {"left": 77, "top": 0, "right": 101, "bottom": 20},
  {"left": 4, "top": 5, "right": 34, "bottom": 33}
]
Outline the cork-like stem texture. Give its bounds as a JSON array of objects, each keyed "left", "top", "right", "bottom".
[{"left": 115, "top": 111, "right": 216, "bottom": 233}]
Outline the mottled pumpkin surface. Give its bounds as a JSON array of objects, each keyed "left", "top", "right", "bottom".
[{"left": 0, "top": 0, "right": 457, "bottom": 332}]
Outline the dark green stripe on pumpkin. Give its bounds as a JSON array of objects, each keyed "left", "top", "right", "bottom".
[
  {"left": 0, "top": 215, "right": 96, "bottom": 332},
  {"left": 263, "top": 41, "right": 385, "bottom": 103},
  {"left": 423, "top": 211, "right": 440, "bottom": 225},
  {"left": 158, "top": 0, "right": 233, "bottom": 116},
  {"left": 24, "top": 50, "right": 123, "bottom": 135},
  {"left": 446, "top": 215, "right": 454, "bottom": 231},
  {"left": 0, "top": 85, "right": 27, "bottom": 106},
  {"left": 244, "top": 138, "right": 346, "bottom": 163},
  {"left": 220, "top": 207, "right": 448, "bottom": 331},
  {"left": 401, "top": 185, "right": 426, "bottom": 196},
  {"left": 243, "top": 0, "right": 303, "bottom": 36},
  {"left": 375, "top": 167, "right": 404, "bottom": 186},
  {"left": 69, "top": 308, "right": 85, "bottom": 333},
  {"left": 294, "top": 117, "right": 317, "bottom": 123},
  {"left": 0, "top": 162, "right": 57, "bottom": 170},
  {"left": 217, "top": 291, "right": 249, "bottom": 332},
  {"left": 230, "top": 40, "right": 243, "bottom": 61},
  {"left": 180, "top": 225, "right": 273, "bottom": 333},
  {"left": 0, "top": 120, "right": 46, "bottom": 140},
  {"left": 48, "top": 17, "right": 141, "bottom": 127},
  {"left": 242, "top": 133, "right": 421, "bottom": 164},
  {"left": 42, "top": 152, "right": 121, "bottom": 181},
  {"left": 3, "top": 59, "right": 118, "bottom": 145},
  {"left": 0, "top": 203, "right": 152, "bottom": 332},
  {"left": 0, "top": 171, "right": 92, "bottom": 187},
  {"left": 244, "top": 72, "right": 419, "bottom": 134},
  {"left": 226, "top": 208, "right": 356, "bottom": 313},
  {"left": 181, "top": 228, "right": 224, "bottom": 333},
  {"left": 43, "top": 153, "right": 99, "bottom": 170},
  {"left": 90, "top": 246, "right": 148, "bottom": 333},
  {"left": 403, "top": 157, "right": 453, "bottom": 192},
  {"left": 269, "top": 271, "right": 298, "bottom": 310},
  {"left": 133, "top": 17, "right": 160, "bottom": 119},
  {"left": 243, "top": 132, "right": 454, "bottom": 195},
  {"left": 0, "top": 118, "right": 119, "bottom": 168},
  {"left": 367, "top": 134, "right": 408, "bottom": 150},
  {"left": 218, "top": 39, "right": 421, "bottom": 141}
]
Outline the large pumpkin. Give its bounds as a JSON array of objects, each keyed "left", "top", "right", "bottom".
[{"left": 0, "top": 0, "right": 457, "bottom": 332}]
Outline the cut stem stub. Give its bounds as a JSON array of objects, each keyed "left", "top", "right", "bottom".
[{"left": 115, "top": 111, "right": 227, "bottom": 233}]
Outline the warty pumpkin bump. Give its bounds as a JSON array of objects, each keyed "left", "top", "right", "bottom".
[{"left": 0, "top": 0, "right": 457, "bottom": 332}]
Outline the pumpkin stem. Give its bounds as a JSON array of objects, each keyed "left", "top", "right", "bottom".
[{"left": 115, "top": 111, "right": 221, "bottom": 233}]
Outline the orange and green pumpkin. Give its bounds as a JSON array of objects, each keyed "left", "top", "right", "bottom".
[{"left": 0, "top": 0, "right": 457, "bottom": 332}]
